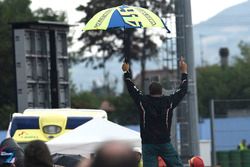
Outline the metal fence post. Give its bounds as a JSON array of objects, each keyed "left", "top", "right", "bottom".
[{"left": 210, "top": 99, "right": 217, "bottom": 166}]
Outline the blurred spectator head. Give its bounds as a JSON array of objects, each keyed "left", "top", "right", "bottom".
[
  {"left": 91, "top": 141, "right": 138, "bottom": 167},
  {"left": 24, "top": 140, "right": 53, "bottom": 167},
  {"left": 76, "top": 158, "right": 91, "bottom": 167},
  {"left": 0, "top": 138, "right": 24, "bottom": 167}
]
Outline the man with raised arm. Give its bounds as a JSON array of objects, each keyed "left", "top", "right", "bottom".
[{"left": 122, "top": 57, "right": 188, "bottom": 167}]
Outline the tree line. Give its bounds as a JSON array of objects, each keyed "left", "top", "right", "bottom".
[{"left": 197, "top": 41, "right": 250, "bottom": 118}]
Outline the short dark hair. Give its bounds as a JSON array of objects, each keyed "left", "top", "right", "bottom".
[
  {"left": 24, "top": 140, "right": 53, "bottom": 167},
  {"left": 149, "top": 82, "right": 162, "bottom": 95}
]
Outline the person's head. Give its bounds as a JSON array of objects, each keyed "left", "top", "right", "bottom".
[
  {"left": 0, "top": 138, "right": 24, "bottom": 167},
  {"left": 76, "top": 158, "right": 91, "bottom": 167},
  {"left": 149, "top": 82, "right": 162, "bottom": 95},
  {"left": 24, "top": 140, "right": 53, "bottom": 167},
  {"left": 189, "top": 156, "right": 204, "bottom": 167},
  {"left": 91, "top": 141, "right": 137, "bottom": 167}
]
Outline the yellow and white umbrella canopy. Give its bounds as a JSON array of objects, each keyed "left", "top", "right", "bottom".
[{"left": 83, "top": 5, "right": 170, "bottom": 32}]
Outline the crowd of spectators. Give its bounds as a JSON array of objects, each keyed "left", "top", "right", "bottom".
[{"left": 0, "top": 138, "right": 204, "bottom": 167}]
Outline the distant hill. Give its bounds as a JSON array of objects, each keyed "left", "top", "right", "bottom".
[{"left": 193, "top": 0, "right": 250, "bottom": 66}]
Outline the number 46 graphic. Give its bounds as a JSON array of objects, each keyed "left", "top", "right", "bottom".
[{"left": 119, "top": 7, "right": 143, "bottom": 28}]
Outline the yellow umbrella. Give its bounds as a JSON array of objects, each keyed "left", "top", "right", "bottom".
[
  {"left": 83, "top": 5, "right": 170, "bottom": 62},
  {"left": 83, "top": 5, "right": 170, "bottom": 32}
]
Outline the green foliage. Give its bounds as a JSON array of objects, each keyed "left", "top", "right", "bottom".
[
  {"left": 197, "top": 65, "right": 232, "bottom": 117},
  {"left": 108, "top": 93, "right": 139, "bottom": 125},
  {"left": 70, "top": 89, "right": 139, "bottom": 125},
  {"left": 71, "top": 91, "right": 101, "bottom": 109},
  {"left": 0, "top": 105, "right": 15, "bottom": 130},
  {"left": 33, "top": 8, "right": 66, "bottom": 22},
  {"left": 197, "top": 41, "right": 250, "bottom": 117},
  {"left": 75, "top": 0, "right": 173, "bottom": 69},
  {"left": 0, "top": 0, "right": 33, "bottom": 23},
  {"left": 238, "top": 41, "right": 250, "bottom": 63},
  {"left": 70, "top": 73, "right": 139, "bottom": 125}
]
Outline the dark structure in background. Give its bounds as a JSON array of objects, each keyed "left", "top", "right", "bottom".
[
  {"left": 11, "top": 21, "right": 70, "bottom": 113},
  {"left": 219, "top": 47, "right": 229, "bottom": 68},
  {"left": 175, "top": 0, "right": 200, "bottom": 162}
]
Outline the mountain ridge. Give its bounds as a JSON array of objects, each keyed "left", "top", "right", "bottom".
[{"left": 193, "top": 0, "right": 250, "bottom": 66}]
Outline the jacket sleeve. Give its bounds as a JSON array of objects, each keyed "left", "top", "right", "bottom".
[
  {"left": 169, "top": 73, "right": 188, "bottom": 109},
  {"left": 124, "top": 71, "right": 143, "bottom": 104}
]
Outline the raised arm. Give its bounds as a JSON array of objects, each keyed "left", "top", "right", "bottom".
[
  {"left": 170, "top": 57, "right": 188, "bottom": 108},
  {"left": 122, "top": 63, "right": 143, "bottom": 104}
]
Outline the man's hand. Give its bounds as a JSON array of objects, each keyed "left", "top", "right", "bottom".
[
  {"left": 122, "top": 63, "right": 130, "bottom": 72},
  {"left": 179, "top": 57, "right": 188, "bottom": 74}
]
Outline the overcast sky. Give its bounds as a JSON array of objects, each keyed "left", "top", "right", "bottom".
[{"left": 30, "top": 0, "right": 247, "bottom": 25}]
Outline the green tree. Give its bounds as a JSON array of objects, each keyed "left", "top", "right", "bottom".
[
  {"left": 197, "top": 41, "right": 250, "bottom": 118},
  {"left": 33, "top": 8, "right": 66, "bottom": 22},
  {"left": 197, "top": 65, "right": 232, "bottom": 117},
  {"left": 107, "top": 93, "right": 139, "bottom": 125},
  {"left": 71, "top": 91, "right": 101, "bottom": 109},
  {"left": 232, "top": 41, "right": 250, "bottom": 98}
]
